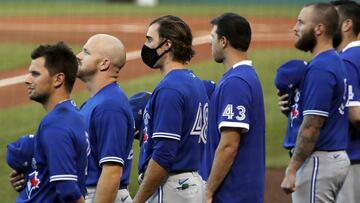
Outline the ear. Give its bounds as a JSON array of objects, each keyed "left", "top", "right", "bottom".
[
  {"left": 220, "top": 36, "right": 228, "bottom": 48},
  {"left": 99, "top": 58, "right": 111, "bottom": 71},
  {"left": 164, "top": 39, "right": 172, "bottom": 51},
  {"left": 314, "top": 24, "right": 325, "bottom": 36},
  {"left": 53, "top": 73, "right": 65, "bottom": 88},
  {"left": 342, "top": 19, "right": 353, "bottom": 33}
]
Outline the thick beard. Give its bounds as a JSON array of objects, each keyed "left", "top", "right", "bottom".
[{"left": 295, "top": 30, "right": 317, "bottom": 52}]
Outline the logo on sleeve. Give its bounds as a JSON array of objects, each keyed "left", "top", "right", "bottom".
[{"left": 26, "top": 171, "right": 41, "bottom": 199}]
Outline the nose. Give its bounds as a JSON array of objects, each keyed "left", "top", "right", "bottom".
[{"left": 24, "top": 73, "right": 31, "bottom": 85}]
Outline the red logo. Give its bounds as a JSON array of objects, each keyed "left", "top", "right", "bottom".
[
  {"left": 143, "top": 132, "right": 148, "bottom": 142},
  {"left": 26, "top": 171, "right": 41, "bottom": 199},
  {"left": 290, "top": 104, "right": 299, "bottom": 127}
]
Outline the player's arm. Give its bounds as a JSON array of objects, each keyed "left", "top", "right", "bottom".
[
  {"left": 133, "top": 159, "right": 168, "bottom": 203},
  {"left": 93, "top": 108, "right": 130, "bottom": 202},
  {"left": 281, "top": 114, "right": 325, "bottom": 194},
  {"left": 206, "top": 127, "right": 241, "bottom": 203},
  {"left": 94, "top": 163, "right": 123, "bottom": 203},
  {"left": 349, "top": 106, "right": 360, "bottom": 131}
]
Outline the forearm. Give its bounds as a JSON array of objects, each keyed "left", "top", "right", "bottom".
[
  {"left": 133, "top": 159, "right": 168, "bottom": 203},
  {"left": 206, "top": 143, "right": 238, "bottom": 195},
  {"left": 287, "top": 115, "right": 324, "bottom": 172},
  {"left": 75, "top": 196, "right": 85, "bottom": 203},
  {"left": 94, "top": 164, "right": 122, "bottom": 203}
]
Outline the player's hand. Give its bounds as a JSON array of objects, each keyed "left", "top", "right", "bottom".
[
  {"left": 278, "top": 91, "right": 290, "bottom": 116},
  {"left": 9, "top": 170, "right": 25, "bottom": 192},
  {"left": 280, "top": 167, "right": 296, "bottom": 194}
]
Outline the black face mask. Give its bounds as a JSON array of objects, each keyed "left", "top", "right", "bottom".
[{"left": 141, "top": 40, "right": 169, "bottom": 69}]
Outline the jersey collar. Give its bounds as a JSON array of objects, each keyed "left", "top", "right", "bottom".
[
  {"left": 342, "top": 40, "right": 360, "bottom": 53},
  {"left": 232, "top": 60, "right": 253, "bottom": 69}
]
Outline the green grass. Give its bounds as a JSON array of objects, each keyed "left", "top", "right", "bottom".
[
  {"left": 0, "top": 2, "right": 301, "bottom": 17},
  {"left": 0, "top": 48, "right": 311, "bottom": 201},
  {"left": 0, "top": 44, "right": 82, "bottom": 72}
]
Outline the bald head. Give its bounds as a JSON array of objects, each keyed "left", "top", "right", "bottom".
[
  {"left": 304, "top": 3, "right": 339, "bottom": 38},
  {"left": 87, "top": 34, "right": 126, "bottom": 69}
]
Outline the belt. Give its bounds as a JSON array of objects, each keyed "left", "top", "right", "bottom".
[
  {"left": 289, "top": 148, "right": 345, "bottom": 158},
  {"left": 119, "top": 184, "right": 128, "bottom": 190},
  {"left": 351, "top": 160, "right": 360, "bottom": 165},
  {"left": 169, "top": 170, "right": 197, "bottom": 175}
]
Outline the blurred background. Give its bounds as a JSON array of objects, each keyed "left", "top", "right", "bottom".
[{"left": 0, "top": 0, "right": 327, "bottom": 202}]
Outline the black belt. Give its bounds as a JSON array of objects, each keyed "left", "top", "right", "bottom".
[
  {"left": 119, "top": 184, "right": 128, "bottom": 190},
  {"left": 169, "top": 170, "right": 197, "bottom": 175},
  {"left": 351, "top": 160, "right": 360, "bottom": 165}
]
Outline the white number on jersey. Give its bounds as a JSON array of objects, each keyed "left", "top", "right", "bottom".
[
  {"left": 223, "top": 104, "right": 246, "bottom": 121},
  {"left": 190, "top": 102, "right": 209, "bottom": 144},
  {"left": 339, "top": 78, "right": 348, "bottom": 115}
]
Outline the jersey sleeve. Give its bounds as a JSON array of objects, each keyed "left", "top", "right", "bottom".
[
  {"left": 41, "top": 126, "right": 78, "bottom": 183},
  {"left": 302, "top": 68, "right": 336, "bottom": 117},
  {"left": 151, "top": 88, "right": 183, "bottom": 141},
  {"left": 345, "top": 60, "right": 360, "bottom": 107},
  {"left": 92, "top": 108, "right": 129, "bottom": 167},
  {"left": 217, "top": 77, "right": 252, "bottom": 132}
]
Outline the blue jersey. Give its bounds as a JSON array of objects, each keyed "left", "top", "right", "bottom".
[
  {"left": 341, "top": 41, "right": 360, "bottom": 161},
  {"left": 204, "top": 61, "right": 265, "bottom": 203},
  {"left": 80, "top": 82, "right": 134, "bottom": 187},
  {"left": 140, "top": 69, "right": 208, "bottom": 173},
  {"left": 16, "top": 100, "right": 89, "bottom": 203},
  {"left": 302, "top": 50, "right": 348, "bottom": 150}
]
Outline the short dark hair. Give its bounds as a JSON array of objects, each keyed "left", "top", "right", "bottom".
[
  {"left": 331, "top": 0, "right": 360, "bottom": 36},
  {"left": 150, "top": 15, "right": 195, "bottom": 64},
  {"left": 211, "top": 12, "right": 251, "bottom": 52},
  {"left": 305, "top": 3, "right": 339, "bottom": 37},
  {"left": 31, "top": 42, "right": 78, "bottom": 93}
]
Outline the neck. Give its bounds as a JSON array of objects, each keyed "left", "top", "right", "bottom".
[
  {"left": 83, "top": 74, "right": 117, "bottom": 96},
  {"left": 336, "top": 35, "right": 358, "bottom": 52},
  {"left": 43, "top": 91, "right": 70, "bottom": 112},
  {"left": 223, "top": 49, "right": 248, "bottom": 70},
  {"left": 160, "top": 60, "right": 186, "bottom": 76},
  {"left": 311, "top": 37, "right": 333, "bottom": 58}
]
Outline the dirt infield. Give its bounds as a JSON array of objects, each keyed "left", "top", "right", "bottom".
[{"left": 0, "top": 15, "right": 295, "bottom": 203}]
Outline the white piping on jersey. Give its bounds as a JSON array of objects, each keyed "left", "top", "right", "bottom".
[
  {"left": 153, "top": 132, "right": 181, "bottom": 139},
  {"left": 232, "top": 60, "right": 253, "bottom": 69},
  {"left": 50, "top": 174, "right": 78, "bottom": 182},
  {"left": 342, "top": 40, "right": 360, "bottom": 53},
  {"left": 218, "top": 121, "right": 250, "bottom": 132},
  {"left": 303, "top": 110, "right": 329, "bottom": 117},
  {"left": 347, "top": 101, "right": 360, "bottom": 107},
  {"left": 152, "top": 133, "right": 181, "bottom": 141},
  {"left": 99, "top": 157, "right": 124, "bottom": 166}
]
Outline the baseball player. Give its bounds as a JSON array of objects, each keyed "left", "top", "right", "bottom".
[
  {"left": 330, "top": 1, "right": 360, "bottom": 203},
  {"left": 8, "top": 42, "right": 89, "bottom": 203},
  {"left": 77, "top": 34, "right": 134, "bottom": 203},
  {"left": 281, "top": 3, "right": 350, "bottom": 202},
  {"left": 274, "top": 60, "right": 307, "bottom": 156},
  {"left": 132, "top": 15, "right": 208, "bottom": 203},
  {"left": 204, "top": 13, "right": 266, "bottom": 203}
]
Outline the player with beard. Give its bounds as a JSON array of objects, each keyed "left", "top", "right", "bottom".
[
  {"left": 329, "top": 1, "right": 360, "bottom": 203},
  {"left": 280, "top": 3, "right": 350, "bottom": 203}
]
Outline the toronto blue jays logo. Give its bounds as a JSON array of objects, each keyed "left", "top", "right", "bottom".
[
  {"left": 26, "top": 170, "right": 41, "bottom": 199},
  {"left": 290, "top": 90, "right": 301, "bottom": 127}
]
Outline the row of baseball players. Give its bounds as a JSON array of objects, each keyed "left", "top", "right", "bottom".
[
  {"left": 5, "top": 1, "right": 360, "bottom": 203},
  {"left": 276, "top": 1, "right": 360, "bottom": 203}
]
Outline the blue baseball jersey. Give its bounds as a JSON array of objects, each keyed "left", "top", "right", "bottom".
[
  {"left": 204, "top": 61, "right": 265, "bottom": 203},
  {"left": 140, "top": 69, "right": 208, "bottom": 173},
  {"left": 302, "top": 50, "right": 348, "bottom": 150},
  {"left": 341, "top": 41, "right": 360, "bottom": 161},
  {"left": 80, "top": 82, "right": 134, "bottom": 187},
  {"left": 15, "top": 100, "right": 89, "bottom": 203}
]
